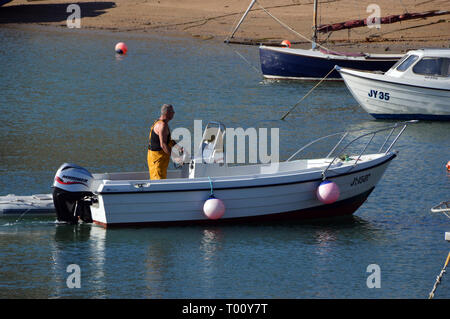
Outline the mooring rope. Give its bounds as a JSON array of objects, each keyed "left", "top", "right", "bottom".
[
  {"left": 280, "top": 66, "right": 336, "bottom": 120},
  {"left": 14, "top": 208, "right": 33, "bottom": 224},
  {"left": 227, "top": 44, "right": 262, "bottom": 75},
  {"left": 208, "top": 176, "right": 214, "bottom": 197},
  {"left": 429, "top": 252, "right": 450, "bottom": 299},
  {"left": 224, "top": 1, "right": 263, "bottom": 76}
]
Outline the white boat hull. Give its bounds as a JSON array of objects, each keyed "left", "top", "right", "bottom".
[
  {"left": 90, "top": 154, "right": 395, "bottom": 227},
  {"left": 338, "top": 68, "right": 450, "bottom": 120}
]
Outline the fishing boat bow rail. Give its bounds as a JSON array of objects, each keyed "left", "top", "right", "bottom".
[{"left": 287, "top": 120, "right": 418, "bottom": 179}]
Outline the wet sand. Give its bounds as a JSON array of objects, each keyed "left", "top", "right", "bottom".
[{"left": 1, "top": 0, "right": 449, "bottom": 52}]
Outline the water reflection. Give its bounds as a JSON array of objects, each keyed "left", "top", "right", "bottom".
[
  {"left": 50, "top": 224, "right": 91, "bottom": 298},
  {"left": 115, "top": 53, "right": 126, "bottom": 61},
  {"left": 53, "top": 223, "right": 91, "bottom": 243},
  {"left": 144, "top": 236, "right": 166, "bottom": 298},
  {"left": 315, "top": 229, "right": 337, "bottom": 249},
  {"left": 198, "top": 228, "right": 224, "bottom": 293},
  {"left": 88, "top": 226, "right": 107, "bottom": 298},
  {"left": 200, "top": 228, "right": 224, "bottom": 261}
]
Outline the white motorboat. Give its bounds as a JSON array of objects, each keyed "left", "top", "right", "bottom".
[
  {"left": 337, "top": 48, "right": 450, "bottom": 120},
  {"left": 51, "top": 121, "right": 415, "bottom": 227}
]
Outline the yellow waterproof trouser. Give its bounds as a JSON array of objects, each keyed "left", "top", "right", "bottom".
[
  {"left": 147, "top": 150, "right": 170, "bottom": 180},
  {"left": 147, "top": 119, "right": 176, "bottom": 180}
]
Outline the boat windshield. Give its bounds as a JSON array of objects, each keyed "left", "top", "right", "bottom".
[
  {"left": 395, "top": 54, "right": 419, "bottom": 72},
  {"left": 412, "top": 57, "right": 450, "bottom": 77}
]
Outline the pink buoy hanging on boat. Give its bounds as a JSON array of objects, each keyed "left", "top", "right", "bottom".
[
  {"left": 316, "top": 180, "right": 340, "bottom": 204},
  {"left": 203, "top": 196, "right": 226, "bottom": 220}
]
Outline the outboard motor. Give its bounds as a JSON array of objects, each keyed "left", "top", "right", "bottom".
[{"left": 52, "top": 163, "right": 94, "bottom": 224}]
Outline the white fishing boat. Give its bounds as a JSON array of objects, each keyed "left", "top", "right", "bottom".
[
  {"left": 51, "top": 121, "right": 415, "bottom": 227},
  {"left": 337, "top": 48, "right": 450, "bottom": 120}
]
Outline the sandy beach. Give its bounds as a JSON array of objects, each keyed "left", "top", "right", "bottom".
[{"left": 1, "top": 0, "right": 449, "bottom": 52}]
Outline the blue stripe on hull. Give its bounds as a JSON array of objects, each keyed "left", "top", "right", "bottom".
[
  {"left": 370, "top": 113, "right": 450, "bottom": 121},
  {"left": 260, "top": 48, "right": 398, "bottom": 79}
]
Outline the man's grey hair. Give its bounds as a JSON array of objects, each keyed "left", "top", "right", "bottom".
[{"left": 161, "top": 104, "right": 174, "bottom": 115}]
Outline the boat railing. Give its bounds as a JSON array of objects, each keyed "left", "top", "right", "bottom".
[
  {"left": 431, "top": 201, "right": 450, "bottom": 216},
  {"left": 430, "top": 201, "right": 450, "bottom": 243},
  {"left": 287, "top": 120, "right": 417, "bottom": 178}
]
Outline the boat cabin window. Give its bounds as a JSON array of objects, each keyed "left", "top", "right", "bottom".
[
  {"left": 390, "top": 55, "right": 408, "bottom": 70},
  {"left": 412, "top": 57, "right": 450, "bottom": 77},
  {"left": 395, "top": 54, "right": 419, "bottom": 72}
]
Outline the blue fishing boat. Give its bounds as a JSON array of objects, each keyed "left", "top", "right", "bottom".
[
  {"left": 260, "top": 46, "right": 401, "bottom": 80},
  {"left": 228, "top": 0, "right": 402, "bottom": 80}
]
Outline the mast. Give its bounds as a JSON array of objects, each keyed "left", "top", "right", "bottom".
[
  {"left": 226, "top": 0, "right": 257, "bottom": 42},
  {"left": 312, "top": 0, "right": 318, "bottom": 49}
]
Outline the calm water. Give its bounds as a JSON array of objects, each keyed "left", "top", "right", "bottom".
[{"left": 0, "top": 25, "right": 449, "bottom": 299}]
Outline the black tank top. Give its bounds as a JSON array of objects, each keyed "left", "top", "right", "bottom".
[{"left": 149, "top": 120, "right": 171, "bottom": 151}]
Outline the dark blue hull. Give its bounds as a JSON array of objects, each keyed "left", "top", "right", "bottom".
[
  {"left": 0, "top": 0, "right": 12, "bottom": 6},
  {"left": 260, "top": 47, "right": 400, "bottom": 80}
]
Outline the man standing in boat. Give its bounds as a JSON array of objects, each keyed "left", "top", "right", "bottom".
[{"left": 147, "top": 104, "right": 183, "bottom": 179}]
